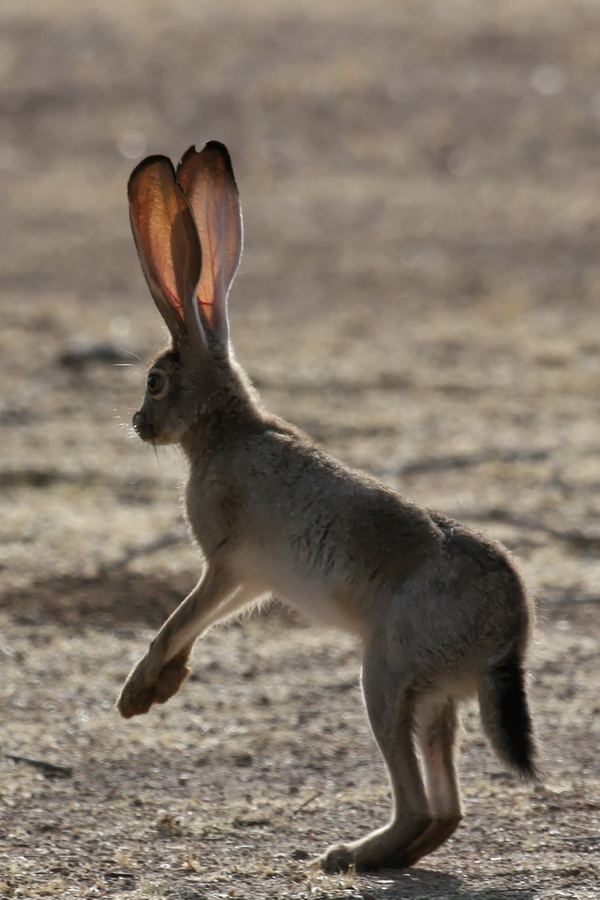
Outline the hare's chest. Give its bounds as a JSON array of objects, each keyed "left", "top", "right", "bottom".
[{"left": 184, "top": 476, "right": 244, "bottom": 554}]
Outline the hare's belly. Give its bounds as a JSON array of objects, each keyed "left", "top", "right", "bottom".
[
  {"left": 266, "top": 560, "right": 365, "bottom": 635},
  {"left": 236, "top": 537, "right": 367, "bottom": 634}
]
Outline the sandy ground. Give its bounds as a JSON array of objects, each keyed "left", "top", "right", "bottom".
[{"left": 1, "top": 1, "right": 599, "bottom": 898}]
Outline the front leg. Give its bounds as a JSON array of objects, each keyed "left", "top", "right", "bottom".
[{"left": 117, "top": 566, "right": 236, "bottom": 718}]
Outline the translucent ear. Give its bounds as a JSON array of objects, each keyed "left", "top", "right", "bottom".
[
  {"left": 176, "top": 141, "right": 243, "bottom": 346},
  {"left": 128, "top": 155, "right": 203, "bottom": 343}
]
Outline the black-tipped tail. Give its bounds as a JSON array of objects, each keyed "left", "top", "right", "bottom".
[{"left": 479, "top": 646, "right": 539, "bottom": 780}]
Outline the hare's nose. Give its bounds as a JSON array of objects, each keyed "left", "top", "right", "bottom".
[{"left": 132, "top": 410, "right": 156, "bottom": 443}]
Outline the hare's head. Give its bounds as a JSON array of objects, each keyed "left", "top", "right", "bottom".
[{"left": 128, "top": 142, "right": 243, "bottom": 446}]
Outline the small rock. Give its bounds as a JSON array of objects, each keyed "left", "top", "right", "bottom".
[{"left": 233, "top": 752, "right": 254, "bottom": 767}]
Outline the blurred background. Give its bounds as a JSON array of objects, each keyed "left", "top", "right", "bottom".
[{"left": 2, "top": 3, "right": 600, "bottom": 897}]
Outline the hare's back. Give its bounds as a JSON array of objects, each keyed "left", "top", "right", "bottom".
[{"left": 234, "top": 428, "right": 442, "bottom": 575}]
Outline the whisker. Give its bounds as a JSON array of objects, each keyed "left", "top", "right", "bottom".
[{"left": 115, "top": 348, "right": 142, "bottom": 362}]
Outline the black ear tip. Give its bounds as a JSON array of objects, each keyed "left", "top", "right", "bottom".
[
  {"left": 127, "top": 154, "right": 176, "bottom": 196},
  {"left": 204, "top": 139, "right": 229, "bottom": 154},
  {"left": 179, "top": 145, "right": 199, "bottom": 168},
  {"left": 176, "top": 141, "right": 236, "bottom": 182},
  {"left": 204, "top": 141, "right": 235, "bottom": 173}
]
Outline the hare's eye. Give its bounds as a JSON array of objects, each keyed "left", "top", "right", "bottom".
[{"left": 147, "top": 369, "right": 167, "bottom": 398}]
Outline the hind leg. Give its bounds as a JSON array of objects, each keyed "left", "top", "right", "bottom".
[
  {"left": 403, "top": 697, "right": 463, "bottom": 865},
  {"left": 320, "top": 639, "right": 432, "bottom": 872}
]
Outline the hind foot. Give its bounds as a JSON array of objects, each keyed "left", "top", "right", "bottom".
[{"left": 319, "top": 817, "right": 432, "bottom": 873}]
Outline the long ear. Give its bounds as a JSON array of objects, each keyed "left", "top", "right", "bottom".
[
  {"left": 176, "top": 141, "right": 243, "bottom": 347},
  {"left": 128, "top": 155, "right": 202, "bottom": 344}
]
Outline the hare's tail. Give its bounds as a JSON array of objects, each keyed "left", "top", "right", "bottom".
[{"left": 478, "top": 644, "right": 539, "bottom": 780}]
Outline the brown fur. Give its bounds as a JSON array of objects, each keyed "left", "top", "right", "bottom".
[{"left": 117, "top": 142, "right": 537, "bottom": 872}]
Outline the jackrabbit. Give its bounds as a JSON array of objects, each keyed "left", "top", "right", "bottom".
[{"left": 117, "top": 141, "right": 537, "bottom": 872}]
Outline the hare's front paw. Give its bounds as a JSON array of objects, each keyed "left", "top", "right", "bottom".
[{"left": 117, "top": 650, "right": 191, "bottom": 718}]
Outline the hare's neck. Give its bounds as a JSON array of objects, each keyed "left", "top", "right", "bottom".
[{"left": 179, "top": 358, "right": 266, "bottom": 463}]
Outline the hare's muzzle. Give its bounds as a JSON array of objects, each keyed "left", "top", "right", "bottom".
[{"left": 132, "top": 410, "right": 156, "bottom": 443}]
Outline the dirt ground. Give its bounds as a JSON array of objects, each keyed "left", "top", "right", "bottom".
[{"left": 1, "top": 1, "right": 599, "bottom": 898}]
